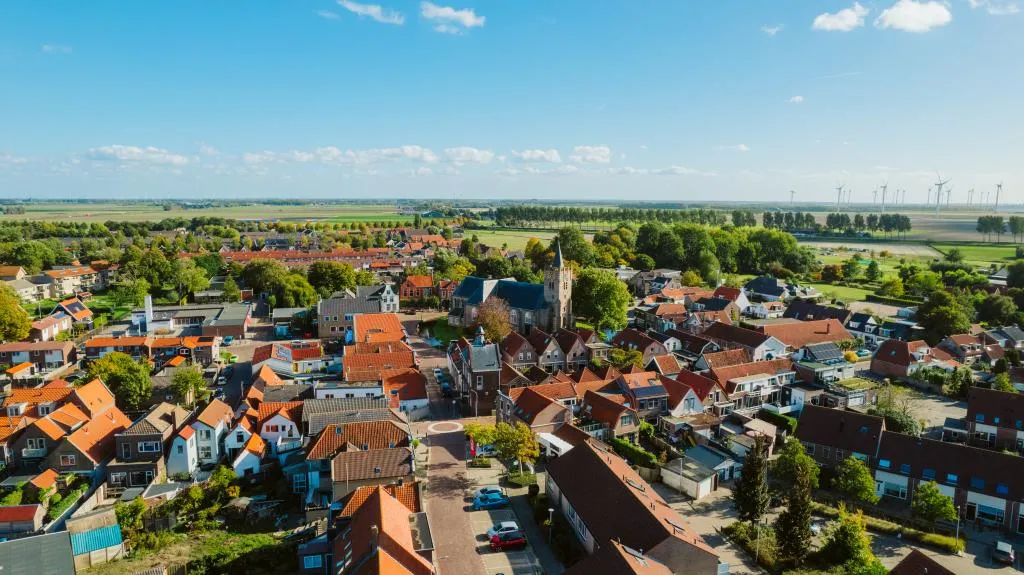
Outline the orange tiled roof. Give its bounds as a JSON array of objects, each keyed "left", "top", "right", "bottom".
[
  {"left": 352, "top": 313, "right": 405, "bottom": 344},
  {"left": 72, "top": 379, "right": 115, "bottom": 417},
  {"left": 166, "top": 355, "right": 186, "bottom": 367},
  {"left": 196, "top": 399, "right": 234, "bottom": 429},
  {"left": 84, "top": 336, "right": 151, "bottom": 348},
  {"left": 48, "top": 403, "right": 89, "bottom": 431},
  {"left": 759, "top": 319, "right": 852, "bottom": 349},
  {"left": 254, "top": 364, "right": 285, "bottom": 386},
  {"left": 340, "top": 482, "right": 422, "bottom": 517},
  {"left": 257, "top": 401, "right": 303, "bottom": 425},
  {"left": 58, "top": 298, "right": 94, "bottom": 321},
  {"left": 65, "top": 407, "right": 132, "bottom": 464},
  {"left": 0, "top": 415, "right": 33, "bottom": 444},
  {"left": 403, "top": 275, "right": 434, "bottom": 289},
  {"left": 2, "top": 387, "right": 73, "bottom": 409},
  {"left": 306, "top": 420, "right": 410, "bottom": 460},
  {"left": 508, "top": 381, "right": 577, "bottom": 402},
  {"left": 5, "top": 362, "right": 34, "bottom": 375},
  {"left": 243, "top": 432, "right": 266, "bottom": 457},
  {"left": 29, "top": 468, "right": 59, "bottom": 490},
  {"left": 381, "top": 368, "right": 427, "bottom": 408},
  {"left": 344, "top": 351, "right": 416, "bottom": 382},
  {"left": 44, "top": 266, "right": 95, "bottom": 279}
]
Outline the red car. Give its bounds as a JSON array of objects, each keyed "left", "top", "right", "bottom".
[{"left": 490, "top": 531, "right": 528, "bottom": 551}]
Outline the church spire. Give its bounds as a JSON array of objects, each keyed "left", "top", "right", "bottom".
[{"left": 552, "top": 238, "right": 564, "bottom": 269}]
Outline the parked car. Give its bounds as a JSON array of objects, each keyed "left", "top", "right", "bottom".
[
  {"left": 490, "top": 531, "right": 528, "bottom": 551},
  {"left": 222, "top": 336, "right": 234, "bottom": 346},
  {"left": 473, "top": 485, "right": 504, "bottom": 499},
  {"left": 476, "top": 444, "right": 498, "bottom": 457},
  {"left": 472, "top": 492, "right": 511, "bottom": 511},
  {"left": 994, "top": 540, "right": 1015, "bottom": 565},
  {"left": 216, "top": 375, "right": 227, "bottom": 386},
  {"left": 486, "top": 521, "right": 519, "bottom": 538}
]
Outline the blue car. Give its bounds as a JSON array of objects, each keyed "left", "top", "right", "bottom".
[{"left": 472, "top": 492, "right": 511, "bottom": 510}]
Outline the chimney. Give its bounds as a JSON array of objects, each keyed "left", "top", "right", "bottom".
[
  {"left": 826, "top": 321, "right": 831, "bottom": 334},
  {"left": 144, "top": 295, "right": 154, "bottom": 334}
]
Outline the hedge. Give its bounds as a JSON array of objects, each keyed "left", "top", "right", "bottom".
[
  {"left": 47, "top": 485, "right": 87, "bottom": 522},
  {"left": 507, "top": 472, "right": 537, "bottom": 487},
  {"left": 865, "top": 294, "right": 924, "bottom": 307},
  {"left": 610, "top": 438, "right": 658, "bottom": 469},
  {"left": 811, "top": 502, "right": 963, "bottom": 554},
  {"left": 757, "top": 409, "right": 797, "bottom": 435}
]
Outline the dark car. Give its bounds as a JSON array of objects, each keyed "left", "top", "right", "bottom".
[{"left": 490, "top": 531, "right": 527, "bottom": 551}]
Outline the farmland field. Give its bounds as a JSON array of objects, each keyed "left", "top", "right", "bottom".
[
  {"left": 0, "top": 202, "right": 413, "bottom": 224},
  {"left": 798, "top": 240, "right": 942, "bottom": 258},
  {"left": 464, "top": 229, "right": 565, "bottom": 251},
  {"left": 930, "top": 243, "right": 1020, "bottom": 267}
]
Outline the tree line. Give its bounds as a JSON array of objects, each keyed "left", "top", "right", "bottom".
[
  {"left": 491, "top": 205, "right": 728, "bottom": 228},
  {"left": 976, "top": 215, "right": 1024, "bottom": 243},
  {"left": 821, "top": 213, "right": 912, "bottom": 238}
]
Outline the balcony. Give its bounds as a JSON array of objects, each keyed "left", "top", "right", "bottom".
[
  {"left": 21, "top": 447, "right": 47, "bottom": 459},
  {"left": 578, "top": 422, "right": 609, "bottom": 439}
]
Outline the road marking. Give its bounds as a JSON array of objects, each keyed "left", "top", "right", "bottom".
[{"left": 429, "top": 421, "right": 464, "bottom": 434}]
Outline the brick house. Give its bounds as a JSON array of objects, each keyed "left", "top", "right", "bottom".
[
  {"left": 496, "top": 386, "right": 572, "bottom": 434},
  {"left": 701, "top": 321, "right": 786, "bottom": 361},
  {"left": 107, "top": 402, "right": 190, "bottom": 492},
  {"left": 400, "top": 275, "right": 434, "bottom": 299},
  {"left": 795, "top": 405, "right": 885, "bottom": 468},
  {"left": 447, "top": 335, "right": 502, "bottom": 416},
  {"left": 29, "top": 312, "right": 74, "bottom": 342},
  {"left": 966, "top": 387, "right": 1024, "bottom": 451},
  {"left": 870, "top": 339, "right": 958, "bottom": 379},
  {"left": 610, "top": 329, "right": 668, "bottom": 365},
  {"left": 578, "top": 390, "right": 640, "bottom": 443},
  {"left": 0, "top": 341, "right": 77, "bottom": 373}
]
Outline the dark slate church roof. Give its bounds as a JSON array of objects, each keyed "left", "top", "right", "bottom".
[{"left": 452, "top": 276, "right": 547, "bottom": 310}]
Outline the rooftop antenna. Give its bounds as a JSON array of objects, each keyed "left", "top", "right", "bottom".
[
  {"left": 934, "top": 172, "right": 950, "bottom": 215},
  {"left": 995, "top": 182, "right": 1003, "bottom": 213}
]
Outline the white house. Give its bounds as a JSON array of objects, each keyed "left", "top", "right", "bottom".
[
  {"left": 166, "top": 427, "right": 199, "bottom": 478},
  {"left": 661, "top": 457, "right": 717, "bottom": 500},
  {"left": 231, "top": 433, "right": 265, "bottom": 478},
  {"left": 381, "top": 368, "right": 429, "bottom": 420},
  {"left": 258, "top": 402, "right": 303, "bottom": 456},
  {"left": 192, "top": 399, "right": 233, "bottom": 466},
  {"left": 313, "top": 380, "right": 382, "bottom": 400}
]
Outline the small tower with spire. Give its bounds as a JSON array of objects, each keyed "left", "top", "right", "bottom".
[{"left": 544, "top": 239, "right": 573, "bottom": 331}]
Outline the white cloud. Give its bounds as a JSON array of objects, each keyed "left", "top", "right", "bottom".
[
  {"left": 445, "top": 146, "right": 494, "bottom": 164},
  {"left": 569, "top": 145, "right": 612, "bottom": 164},
  {"left": 788, "top": 95, "right": 805, "bottom": 104},
  {"left": 874, "top": 0, "right": 953, "bottom": 32},
  {"left": 606, "top": 166, "right": 649, "bottom": 176},
  {"left": 41, "top": 44, "right": 72, "bottom": 54},
  {"left": 813, "top": 2, "right": 869, "bottom": 31},
  {"left": 496, "top": 168, "right": 520, "bottom": 178},
  {"left": 420, "top": 2, "right": 485, "bottom": 34},
  {"left": 761, "top": 24, "right": 784, "bottom": 36},
  {"left": 968, "top": 0, "right": 1021, "bottom": 15},
  {"left": 337, "top": 0, "right": 405, "bottom": 25},
  {"left": 411, "top": 167, "right": 433, "bottom": 176},
  {"left": 316, "top": 9, "right": 340, "bottom": 19},
  {"left": 198, "top": 143, "right": 220, "bottom": 157},
  {"left": 639, "top": 144, "right": 648, "bottom": 150},
  {"left": 521, "top": 165, "right": 581, "bottom": 176},
  {"left": 86, "top": 145, "right": 190, "bottom": 166},
  {"left": 718, "top": 144, "right": 751, "bottom": 152},
  {"left": 0, "top": 154, "right": 29, "bottom": 165},
  {"left": 652, "top": 166, "right": 715, "bottom": 176},
  {"left": 510, "top": 149, "right": 561, "bottom": 163}
]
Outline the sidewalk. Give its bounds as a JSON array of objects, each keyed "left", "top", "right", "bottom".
[{"left": 508, "top": 486, "right": 565, "bottom": 575}]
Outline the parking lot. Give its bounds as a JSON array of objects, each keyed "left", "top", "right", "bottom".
[{"left": 468, "top": 507, "right": 543, "bottom": 575}]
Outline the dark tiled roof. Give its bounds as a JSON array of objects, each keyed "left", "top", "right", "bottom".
[
  {"left": 491, "top": 279, "right": 547, "bottom": 310},
  {"left": 794, "top": 405, "right": 884, "bottom": 457},
  {"left": 783, "top": 301, "right": 852, "bottom": 323},
  {"left": 331, "top": 447, "right": 413, "bottom": 481},
  {"left": 966, "top": 387, "right": 1024, "bottom": 430},
  {"left": 889, "top": 549, "right": 954, "bottom": 575},
  {"left": 701, "top": 322, "right": 770, "bottom": 348}
]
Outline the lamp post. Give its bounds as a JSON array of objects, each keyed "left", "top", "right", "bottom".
[
  {"left": 955, "top": 505, "right": 962, "bottom": 556},
  {"left": 548, "top": 508, "right": 555, "bottom": 545},
  {"left": 755, "top": 518, "right": 767, "bottom": 563}
]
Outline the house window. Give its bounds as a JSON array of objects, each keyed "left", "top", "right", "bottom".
[
  {"left": 303, "top": 555, "right": 323, "bottom": 569},
  {"left": 970, "top": 476, "right": 985, "bottom": 490},
  {"left": 476, "top": 376, "right": 484, "bottom": 390},
  {"left": 821, "top": 446, "right": 832, "bottom": 460},
  {"left": 199, "top": 429, "right": 212, "bottom": 440},
  {"left": 138, "top": 441, "right": 161, "bottom": 453},
  {"left": 803, "top": 443, "right": 815, "bottom": 455},
  {"left": 236, "top": 432, "right": 244, "bottom": 442},
  {"left": 292, "top": 473, "right": 307, "bottom": 494},
  {"left": 26, "top": 437, "right": 45, "bottom": 450},
  {"left": 976, "top": 414, "right": 985, "bottom": 423},
  {"left": 878, "top": 459, "right": 891, "bottom": 469},
  {"left": 199, "top": 446, "right": 213, "bottom": 459},
  {"left": 997, "top": 483, "right": 1010, "bottom": 496},
  {"left": 60, "top": 454, "right": 76, "bottom": 467},
  {"left": 899, "top": 463, "right": 911, "bottom": 475},
  {"left": 177, "top": 445, "right": 184, "bottom": 455},
  {"left": 835, "top": 449, "right": 845, "bottom": 461},
  {"left": 995, "top": 417, "right": 1001, "bottom": 425},
  {"left": 946, "top": 473, "right": 958, "bottom": 485},
  {"left": 922, "top": 468, "right": 936, "bottom": 481}
]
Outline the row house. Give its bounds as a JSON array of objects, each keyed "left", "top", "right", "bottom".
[
  {"left": 782, "top": 301, "right": 852, "bottom": 324},
  {"left": 634, "top": 303, "right": 688, "bottom": 333},
  {"left": 496, "top": 386, "right": 572, "bottom": 434},
  {"left": 251, "top": 340, "right": 340, "bottom": 380},
  {"left": 701, "top": 321, "right": 787, "bottom": 361},
  {"left": 499, "top": 328, "right": 589, "bottom": 373},
  {"left": 399, "top": 275, "right": 435, "bottom": 299},
  {"left": 938, "top": 333, "right": 988, "bottom": 365},
  {"left": 496, "top": 380, "right": 580, "bottom": 427},
  {"left": 167, "top": 399, "right": 234, "bottom": 477},
  {"left": 84, "top": 336, "right": 152, "bottom": 361},
  {"left": 646, "top": 354, "right": 682, "bottom": 377},
  {"left": 870, "top": 339, "right": 958, "bottom": 379},
  {"left": 41, "top": 262, "right": 116, "bottom": 297},
  {"left": 694, "top": 348, "right": 751, "bottom": 372},
  {"left": 744, "top": 276, "right": 819, "bottom": 302},
  {"left": 666, "top": 330, "right": 720, "bottom": 367},
  {"left": 708, "top": 358, "right": 796, "bottom": 412},
  {"left": 746, "top": 300, "right": 787, "bottom": 320},
  {"left": 964, "top": 387, "right": 1024, "bottom": 451},
  {"left": 546, "top": 439, "right": 724, "bottom": 575},
  {"left": 316, "top": 285, "right": 400, "bottom": 339},
  {"left": 799, "top": 404, "right": 1024, "bottom": 532},
  {"left": 107, "top": 402, "right": 190, "bottom": 493},
  {"left": 0, "top": 341, "right": 77, "bottom": 374},
  {"left": 577, "top": 390, "right": 640, "bottom": 443},
  {"left": 615, "top": 371, "right": 669, "bottom": 423},
  {"left": 792, "top": 342, "right": 856, "bottom": 385},
  {"left": 844, "top": 313, "right": 921, "bottom": 345},
  {"left": 658, "top": 370, "right": 729, "bottom": 438},
  {"left": 713, "top": 286, "right": 752, "bottom": 314},
  {"left": 984, "top": 326, "right": 1024, "bottom": 352},
  {"left": 758, "top": 319, "right": 852, "bottom": 355}
]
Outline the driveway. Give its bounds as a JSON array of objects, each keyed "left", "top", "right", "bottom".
[{"left": 469, "top": 507, "right": 542, "bottom": 575}]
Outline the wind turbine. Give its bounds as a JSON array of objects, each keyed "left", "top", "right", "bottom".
[
  {"left": 880, "top": 181, "right": 889, "bottom": 213},
  {"left": 967, "top": 188, "right": 975, "bottom": 207},
  {"left": 934, "top": 173, "right": 951, "bottom": 214},
  {"left": 995, "top": 182, "right": 1003, "bottom": 212},
  {"left": 901, "top": 189, "right": 907, "bottom": 205},
  {"left": 927, "top": 186, "right": 932, "bottom": 205},
  {"left": 873, "top": 189, "right": 878, "bottom": 205},
  {"left": 790, "top": 190, "right": 795, "bottom": 204},
  {"left": 835, "top": 184, "right": 844, "bottom": 211},
  {"left": 946, "top": 187, "right": 952, "bottom": 207}
]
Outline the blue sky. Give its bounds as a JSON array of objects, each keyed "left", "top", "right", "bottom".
[{"left": 1, "top": 1, "right": 1022, "bottom": 202}]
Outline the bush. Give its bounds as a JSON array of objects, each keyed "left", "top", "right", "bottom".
[
  {"left": 757, "top": 409, "right": 798, "bottom": 435},
  {"left": 811, "top": 502, "right": 964, "bottom": 553},
  {"left": 468, "top": 456, "right": 491, "bottom": 468},
  {"left": 865, "top": 294, "right": 923, "bottom": 307},
  {"left": 507, "top": 472, "right": 537, "bottom": 487},
  {"left": 46, "top": 485, "right": 86, "bottom": 522},
  {"left": 722, "top": 521, "right": 778, "bottom": 571},
  {"left": 610, "top": 437, "right": 658, "bottom": 468}
]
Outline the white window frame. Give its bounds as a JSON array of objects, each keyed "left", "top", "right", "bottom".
[
  {"left": 60, "top": 454, "right": 76, "bottom": 467},
  {"left": 137, "top": 441, "right": 161, "bottom": 453}
]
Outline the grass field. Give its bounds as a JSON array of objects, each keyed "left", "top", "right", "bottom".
[
  {"left": 0, "top": 202, "right": 413, "bottom": 223},
  {"left": 806, "top": 283, "right": 874, "bottom": 303},
  {"left": 464, "top": 229, "right": 562, "bottom": 251},
  {"left": 930, "top": 243, "right": 1020, "bottom": 267}
]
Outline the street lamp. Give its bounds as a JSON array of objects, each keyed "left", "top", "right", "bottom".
[
  {"left": 755, "top": 517, "right": 768, "bottom": 563},
  {"left": 955, "top": 505, "right": 962, "bottom": 556},
  {"left": 548, "top": 508, "right": 555, "bottom": 545}
]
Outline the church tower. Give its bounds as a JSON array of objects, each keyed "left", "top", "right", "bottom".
[{"left": 544, "top": 239, "right": 573, "bottom": 331}]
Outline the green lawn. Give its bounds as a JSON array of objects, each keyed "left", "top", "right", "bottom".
[
  {"left": 807, "top": 283, "right": 874, "bottom": 303},
  {"left": 464, "top": 229, "right": 559, "bottom": 251},
  {"left": 930, "top": 243, "right": 1020, "bottom": 267},
  {"left": 422, "top": 320, "right": 467, "bottom": 344},
  {"left": 837, "top": 377, "right": 878, "bottom": 391}
]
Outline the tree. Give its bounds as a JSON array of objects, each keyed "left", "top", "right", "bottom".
[
  {"left": 221, "top": 274, "right": 241, "bottom": 303},
  {"left": 733, "top": 435, "right": 770, "bottom": 523},
  {"left": 115, "top": 496, "right": 147, "bottom": 535},
  {"left": 1007, "top": 260, "right": 1024, "bottom": 289},
  {"left": 833, "top": 456, "right": 880, "bottom": 507},
  {"left": 493, "top": 421, "right": 540, "bottom": 473},
  {"left": 820, "top": 505, "right": 877, "bottom": 568},
  {"left": 772, "top": 439, "right": 820, "bottom": 489},
  {"left": 945, "top": 248, "right": 964, "bottom": 263},
  {"left": 86, "top": 352, "right": 153, "bottom": 411},
  {"left": 551, "top": 227, "right": 595, "bottom": 267},
  {"left": 916, "top": 289, "right": 971, "bottom": 344},
  {"left": 572, "top": 268, "right": 630, "bottom": 331},
  {"left": 607, "top": 348, "right": 643, "bottom": 370},
  {"left": 842, "top": 258, "right": 862, "bottom": 281},
  {"left": 911, "top": 481, "right": 957, "bottom": 524},
  {"left": 977, "top": 294, "right": 1018, "bottom": 326},
  {"left": 173, "top": 258, "right": 211, "bottom": 300},
  {"left": 464, "top": 423, "right": 496, "bottom": 447},
  {"left": 994, "top": 372, "right": 1015, "bottom": 392},
  {"left": 354, "top": 269, "right": 376, "bottom": 286},
  {"left": 241, "top": 259, "right": 289, "bottom": 295},
  {"left": 171, "top": 365, "right": 207, "bottom": 407},
  {"left": 775, "top": 462, "right": 813, "bottom": 565},
  {"left": 0, "top": 285, "right": 31, "bottom": 341},
  {"left": 679, "top": 270, "right": 703, "bottom": 287},
  {"left": 865, "top": 260, "right": 881, "bottom": 282},
  {"left": 876, "top": 276, "right": 904, "bottom": 298},
  {"left": 276, "top": 273, "right": 318, "bottom": 308},
  {"left": 476, "top": 297, "right": 512, "bottom": 342},
  {"left": 307, "top": 261, "right": 356, "bottom": 298}
]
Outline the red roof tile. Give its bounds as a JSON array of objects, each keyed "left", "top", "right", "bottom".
[{"left": 381, "top": 368, "right": 427, "bottom": 408}]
